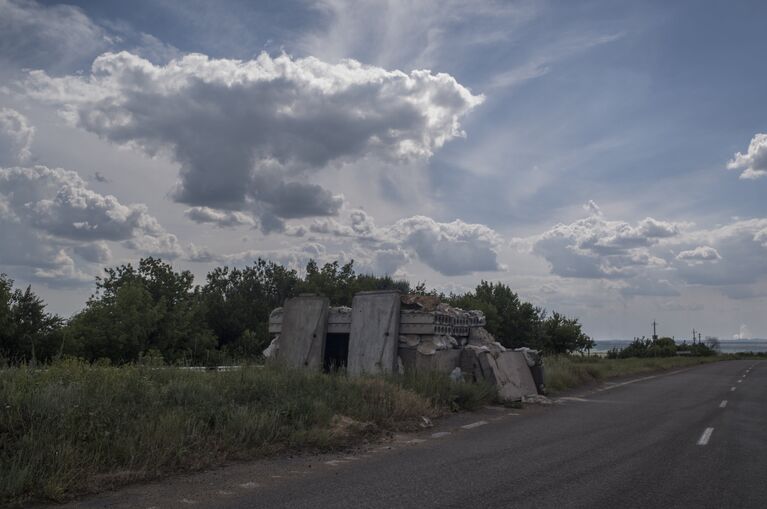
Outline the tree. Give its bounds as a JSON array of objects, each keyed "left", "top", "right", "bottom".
[
  {"left": 540, "top": 311, "right": 594, "bottom": 355},
  {"left": 0, "top": 274, "right": 62, "bottom": 363},
  {"left": 64, "top": 258, "right": 215, "bottom": 363},
  {"left": 448, "top": 281, "right": 543, "bottom": 349},
  {"left": 201, "top": 259, "right": 301, "bottom": 355}
]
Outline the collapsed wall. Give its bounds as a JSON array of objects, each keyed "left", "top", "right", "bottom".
[{"left": 266, "top": 291, "right": 542, "bottom": 401}]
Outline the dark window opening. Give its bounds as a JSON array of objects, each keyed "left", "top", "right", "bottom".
[{"left": 324, "top": 333, "right": 349, "bottom": 372}]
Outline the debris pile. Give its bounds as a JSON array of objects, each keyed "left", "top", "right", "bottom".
[{"left": 267, "top": 291, "right": 542, "bottom": 401}]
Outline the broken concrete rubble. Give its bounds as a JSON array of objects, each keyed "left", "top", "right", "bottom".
[{"left": 267, "top": 291, "right": 542, "bottom": 401}]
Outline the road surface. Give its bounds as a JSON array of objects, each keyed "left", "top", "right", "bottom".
[{"left": 58, "top": 360, "right": 765, "bottom": 509}]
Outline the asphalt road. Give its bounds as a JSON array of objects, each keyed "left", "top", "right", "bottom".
[{"left": 61, "top": 360, "right": 765, "bottom": 509}]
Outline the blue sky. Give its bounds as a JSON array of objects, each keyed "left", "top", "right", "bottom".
[{"left": 1, "top": 0, "right": 766, "bottom": 340}]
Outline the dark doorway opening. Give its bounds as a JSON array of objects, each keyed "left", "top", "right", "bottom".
[{"left": 324, "top": 333, "right": 350, "bottom": 372}]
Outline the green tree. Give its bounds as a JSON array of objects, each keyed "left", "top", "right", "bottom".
[
  {"left": 64, "top": 258, "right": 214, "bottom": 363},
  {"left": 449, "top": 281, "right": 543, "bottom": 349},
  {"left": 540, "top": 311, "right": 594, "bottom": 355},
  {"left": 201, "top": 259, "right": 301, "bottom": 356},
  {"left": 0, "top": 274, "right": 63, "bottom": 363}
]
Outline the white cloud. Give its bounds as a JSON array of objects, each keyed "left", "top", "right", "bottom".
[
  {"left": 530, "top": 215, "right": 684, "bottom": 279},
  {"left": 672, "top": 218, "right": 767, "bottom": 287},
  {"left": 187, "top": 243, "right": 215, "bottom": 263},
  {"left": 0, "top": 166, "right": 168, "bottom": 242},
  {"left": 185, "top": 206, "right": 256, "bottom": 228},
  {"left": 0, "top": 165, "right": 183, "bottom": 275},
  {"left": 296, "top": 209, "right": 504, "bottom": 276},
  {"left": 388, "top": 215, "right": 503, "bottom": 276},
  {"left": 727, "top": 133, "right": 767, "bottom": 179},
  {"left": 26, "top": 50, "right": 483, "bottom": 231},
  {"left": 123, "top": 233, "right": 183, "bottom": 260},
  {"left": 676, "top": 246, "right": 721, "bottom": 264},
  {"left": 0, "top": 107, "right": 34, "bottom": 165}
]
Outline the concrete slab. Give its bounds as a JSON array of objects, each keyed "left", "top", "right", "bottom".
[
  {"left": 398, "top": 348, "right": 460, "bottom": 376},
  {"left": 348, "top": 291, "right": 401, "bottom": 376},
  {"left": 461, "top": 349, "right": 537, "bottom": 401},
  {"left": 276, "top": 295, "right": 329, "bottom": 370}
]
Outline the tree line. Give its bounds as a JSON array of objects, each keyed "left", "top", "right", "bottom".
[{"left": 0, "top": 257, "right": 594, "bottom": 365}]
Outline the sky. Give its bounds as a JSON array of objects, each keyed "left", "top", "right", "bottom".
[{"left": 1, "top": 0, "right": 766, "bottom": 340}]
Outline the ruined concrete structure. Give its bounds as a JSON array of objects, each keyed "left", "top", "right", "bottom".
[{"left": 266, "top": 291, "right": 542, "bottom": 401}]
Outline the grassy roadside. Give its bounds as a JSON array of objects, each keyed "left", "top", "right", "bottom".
[
  {"left": 0, "top": 359, "right": 494, "bottom": 505},
  {"left": 543, "top": 355, "right": 725, "bottom": 393}
]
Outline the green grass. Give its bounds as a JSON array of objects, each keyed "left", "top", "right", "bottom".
[
  {"left": 0, "top": 359, "right": 494, "bottom": 505},
  {"left": 544, "top": 354, "right": 723, "bottom": 393}
]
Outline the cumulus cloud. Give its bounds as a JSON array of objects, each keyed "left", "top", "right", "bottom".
[
  {"left": 0, "top": 108, "right": 34, "bottom": 165},
  {"left": 0, "top": 165, "right": 182, "bottom": 265},
  {"left": 389, "top": 215, "right": 503, "bottom": 276},
  {"left": 26, "top": 50, "right": 483, "bottom": 231},
  {"left": 676, "top": 246, "right": 721, "bottom": 263},
  {"left": 0, "top": 166, "right": 167, "bottom": 242},
  {"left": 73, "top": 241, "right": 112, "bottom": 264},
  {"left": 672, "top": 219, "right": 767, "bottom": 287},
  {"left": 220, "top": 243, "right": 331, "bottom": 270},
  {"left": 300, "top": 209, "right": 503, "bottom": 276},
  {"left": 530, "top": 215, "right": 683, "bottom": 279},
  {"left": 185, "top": 206, "right": 256, "bottom": 228},
  {"left": 0, "top": 0, "right": 110, "bottom": 70},
  {"left": 727, "top": 133, "right": 767, "bottom": 180},
  {"left": 187, "top": 243, "right": 215, "bottom": 263}
]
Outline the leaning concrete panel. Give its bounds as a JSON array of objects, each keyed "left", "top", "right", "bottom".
[
  {"left": 495, "top": 351, "right": 538, "bottom": 398},
  {"left": 276, "top": 295, "right": 329, "bottom": 371},
  {"left": 348, "top": 291, "right": 401, "bottom": 376},
  {"left": 461, "top": 349, "right": 537, "bottom": 401}
]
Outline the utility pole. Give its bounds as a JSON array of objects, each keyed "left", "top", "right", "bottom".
[{"left": 652, "top": 320, "right": 658, "bottom": 341}]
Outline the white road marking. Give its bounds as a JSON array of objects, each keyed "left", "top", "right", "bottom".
[
  {"left": 738, "top": 379, "right": 743, "bottom": 383},
  {"left": 431, "top": 431, "right": 451, "bottom": 438},
  {"left": 325, "top": 460, "right": 348, "bottom": 466},
  {"left": 697, "top": 427, "right": 714, "bottom": 446},
  {"left": 731, "top": 387, "right": 736, "bottom": 392},
  {"left": 217, "top": 490, "right": 234, "bottom": 496},
  {"left": 720, "top": 400, "right": 728, "bottom": 408},
  {"left": 558, "top": 397, "right": 591, "bottom": 402},
  {"left": 180, "top": 499, "right": 198, "bottom": 505},
  {"left": 405, "top": 438, "right": 426, "bottom": 444},
  {"left": 462, "top": 420, "right": 488, "bottom": 430},
  {"left": 239, "top": 482, "right": 260, "bottom": 489},
  {"left": 507, "top": 412, "right": 520, "bottom": 416}
]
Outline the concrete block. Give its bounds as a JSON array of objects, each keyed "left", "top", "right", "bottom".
[
  {"left": 398, "top": 348, "right": 461, "bottom": 376},
  {"left": 460, "top": 349, "right": 537, "bottom": 401},
  {"left": 276, "top": 295, "right": 329, "bottom": 370},
  {"left": 348, "top": 291, "right": 401, "bottom": 376}
]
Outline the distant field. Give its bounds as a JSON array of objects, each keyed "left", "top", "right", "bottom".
[
  {"left": 544, "top": 355, "right": 725, "bottom": 393},
  {"left": 593, "top": 339, "right": 767, "bottom": 354}
]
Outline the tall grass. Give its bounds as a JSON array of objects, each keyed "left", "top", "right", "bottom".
[
  {"left": 0, "top": 359, "right": 493, "bottom": 504},
  {"left": 544, "top": 355, "right": 722, "bottom": 393}
]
